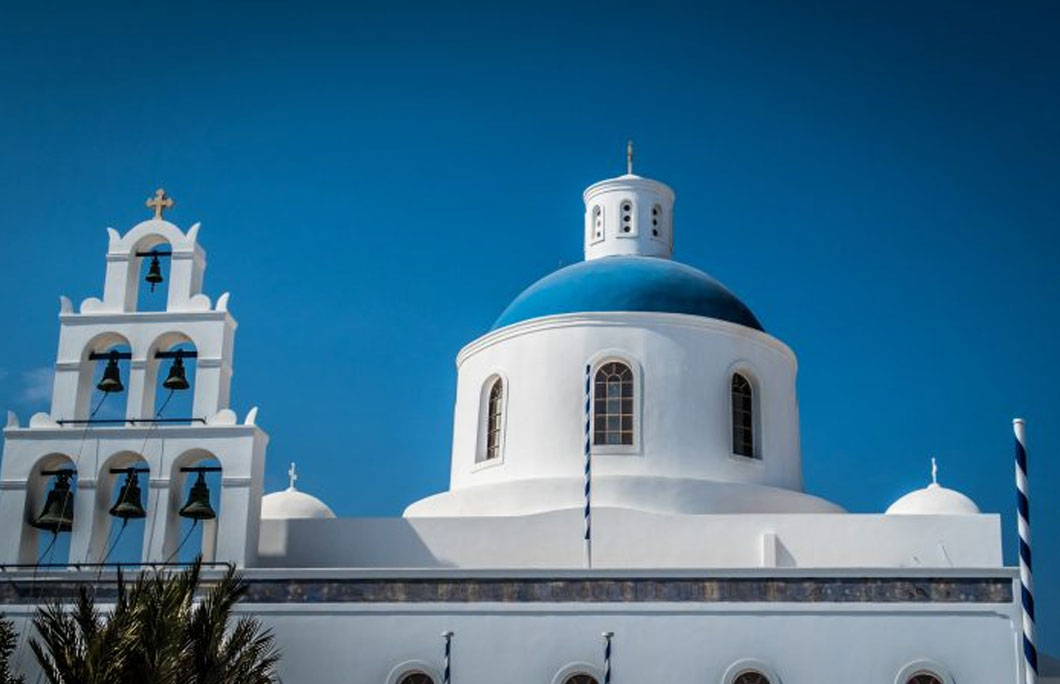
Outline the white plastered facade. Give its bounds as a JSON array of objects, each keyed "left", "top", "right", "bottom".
[{"left": 0, "top": 172, "right": 1044, "bottom": 684}]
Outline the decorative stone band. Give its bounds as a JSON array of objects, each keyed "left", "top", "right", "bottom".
[{"left": 0, "top": 577, "right": 1013, "bottom": 605}]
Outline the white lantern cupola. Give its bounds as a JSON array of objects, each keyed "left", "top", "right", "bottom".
[{"left": 583, "top": 141, "right": 675, "bottom": 261}]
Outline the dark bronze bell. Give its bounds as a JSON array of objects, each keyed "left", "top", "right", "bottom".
[
  {"left": 96, "top": 351, "right": 124, "bottom": 393},
  {"left": 31, "top": 473, "right": 75, "bottom": 533},
  {"left": 108, "top": 472, "right": 146, "bottom": 520},
  {"left": 145, "top": 255, "right": 164, "bottom": 291},
  {"left": 162, "top": 352, "right": 190, "bottom": 391},
  {"left": 178, "top": 471, "right": 216, "bottom": 520}
]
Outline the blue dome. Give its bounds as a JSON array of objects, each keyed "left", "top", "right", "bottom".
[{"left": 492, "top": 256, "right": 763, "bottom": 331}]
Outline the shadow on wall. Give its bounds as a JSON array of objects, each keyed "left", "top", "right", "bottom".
[{"left": 257, "top": 518, "right": 454, "bottom": 569}]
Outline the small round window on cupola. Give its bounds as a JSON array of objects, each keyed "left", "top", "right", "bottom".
[
  {"left": 591, "top": 205, "right": 604, "bottom": 242},
  {"left": 651, "top": 203, "right": 663, "bottom": 240}
]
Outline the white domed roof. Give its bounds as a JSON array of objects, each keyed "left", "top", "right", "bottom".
[
  {"left": 261, "top": 487, "right": 335, "bottom": 519},
  {"left": 261, "top": 463, "right": 335, "bottom": 520},
  {"left": 886, "top": 458, "right": 979, "bottom": 515},
  {"left": 886, "top": 483, "right": 980, "bottom": 515}
]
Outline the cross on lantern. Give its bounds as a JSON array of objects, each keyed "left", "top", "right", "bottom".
[{"left": 146, "top": 188, "right": 174, "bottom": 219}]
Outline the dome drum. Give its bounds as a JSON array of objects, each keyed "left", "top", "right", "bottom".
[{"left": 413, "top": 311, "right": 805, "bottom": 517}]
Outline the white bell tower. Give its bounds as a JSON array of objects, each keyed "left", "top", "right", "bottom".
[
  {"left": 0, "top": 190, "right": 268, "bottom": 568},
  {"left": 583, "top": 141, "right": 676, "bottom": 261}
]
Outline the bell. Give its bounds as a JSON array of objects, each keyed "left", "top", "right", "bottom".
[
  {"left": 162, "top": 352, "right": 190, "bottom": 391},
  {"left": 108, "top": 472, "right": 146, "bottom": 520},
  {"left": 145, "top": 256, "right": 164, "bottom": 291},
  {"left": 178, "top": 471, "right": 216, "bottom": 520},
  {"left": 96, "top": 351, "right": 124, "bottom": 393},
  {"left": 31, "top": 473, "right": 75, "bottom": 533}
]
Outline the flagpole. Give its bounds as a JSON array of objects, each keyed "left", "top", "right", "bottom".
[
  {"left": 441, "top": 630, "right": 453, "bottom": 684},
  {"left": 602, "top": 631, "right": 614, "bottom": 684},
  {"left": 584, "top": 363, "right": 593, "bottom": 569},
  {"left": 1014, "top": 418, "right": 1037, "bottom": 684}
]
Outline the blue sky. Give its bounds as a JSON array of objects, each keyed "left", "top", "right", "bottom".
[{"left": 2, "top": 0, "right": 1059, "bottom": 653}]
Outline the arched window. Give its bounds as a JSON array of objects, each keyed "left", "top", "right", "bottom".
[
  {"left": 594, "top": 362, "right": 633, "bottom": 446},
  {"left": 398, "top": 674, "right": 434, "bottom": 684},
  {"left": 485, "top": 378, "right": 504, "bottom": 461},
  {"left": 731, "top": 372, "right": 755, "bottom": 458},
  {"left": 733, "top": 671, "right": 771, "bottom": 684},
  {"left": 906, "top": 674, "right": 943, "bottom": 684},
  {"left": 563, "top": 676, "right": 599, "bottom": 684}
]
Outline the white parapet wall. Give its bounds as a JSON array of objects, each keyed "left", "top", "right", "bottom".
[{"left": 257, "top": 508, "right": 1001, "bottom": 570}]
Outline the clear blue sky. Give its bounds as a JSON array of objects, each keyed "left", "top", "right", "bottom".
[{"left": 2, "top": 0, "right": 1058, "bottom": 653}]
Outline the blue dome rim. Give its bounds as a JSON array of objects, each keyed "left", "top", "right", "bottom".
[{"left": 491, "top": 256, "right": 763, "bottom": 332}]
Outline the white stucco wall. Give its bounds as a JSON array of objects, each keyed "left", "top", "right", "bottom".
[
  {"left": 408, "top": 312, "right": 811, "bottom": 518},
  {"left": 250, "top": 601, "right": 1020, "bottom": 684},
  {"left": 1, "top": 569, "right": 1024, "bottom": 684},
  {"left": 258, "top": 509, "right": 1002, "bottom": 570}
]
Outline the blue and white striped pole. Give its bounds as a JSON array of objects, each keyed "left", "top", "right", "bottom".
[
  {"left": 584, "top": 363, "right": 593, "bottom": 569},
  {"left": 602, "top": 631, "right": 613, "bottom": 684},
  {"left": 442, "top": 630, "right": 453, "bottom": 684},
  {"left": 1015, "top": 418, "right": 1037, "bottom": 684}
]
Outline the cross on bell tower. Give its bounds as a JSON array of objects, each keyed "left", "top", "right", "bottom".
[{"left": 146, "top": 188, "right": 174, "bottom": 220}]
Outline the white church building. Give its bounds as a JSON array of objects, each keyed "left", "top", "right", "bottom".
[{"left": 0, "top": 159, "right": 1053, "bottom": 683}]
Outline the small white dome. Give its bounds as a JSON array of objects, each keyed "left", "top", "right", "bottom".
[
  {"left": 261, "top": 487, "right": 335, "bottom": 520},
  {"left": 886, "top": 483, "right": 980, "bottom": 515}
]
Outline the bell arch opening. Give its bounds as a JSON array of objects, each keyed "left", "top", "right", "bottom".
[
  {"left": 127, "top": 234, "right": 173, "bottom": 313},
  {"left": 91, "top": 451, "right": 150, "bottom": 567},
  {"left": 21, "top": 453, "right": 78, "bottom": 566},
  {"left": 143, "top": 332, "right": 198, "bottom": 425},
  {"left": 166, "top": 450, "right": 222, "bottom": 564},
  {"left": 75, "top": 333, "right": 133, "bottom": 423}
]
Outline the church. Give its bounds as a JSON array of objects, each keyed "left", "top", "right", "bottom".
[{"left": 0, "top": 153, "right": 1051, "bottom": 683}]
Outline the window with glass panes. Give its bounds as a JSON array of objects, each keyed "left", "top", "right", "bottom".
[
  {"left": 731, "top": 373, "right": 755, "bottom": 457},
  {"left": 594, "top": 362, "right": 634, "bottom": 446},
  {"left": 485, "top": 378, "right": 504, "bottom": 460}
]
